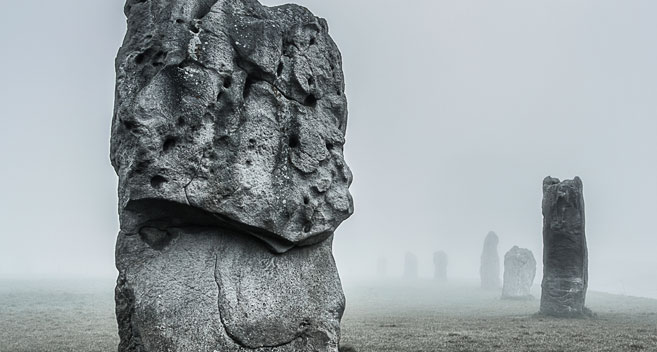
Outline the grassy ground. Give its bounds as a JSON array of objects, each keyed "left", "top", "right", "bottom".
[
  {"left": 1, "top": 279, "right": 656, "bottom": 351},
  {"left": 340, "top": 280, "right": 657, "bottom": 352}
]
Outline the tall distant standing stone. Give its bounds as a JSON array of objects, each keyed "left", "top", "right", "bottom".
[
  {"left": 540, "top": 177, "right": 590, "bottom": 317},
  {"left": 377, "top": 257, "right": 388, "bottom": 277},
  {"left": 480, "top": 231, "right": 501, "bottom": 289},
  {"left": 404, "top": 252, "right": 418, "bottom": 279},
  {"left": 502, "top": 246, "right": 536, "bottom": 299},
  {"left": 433, "top": 251, "right": 448, "bottom": 282},
  {"left": 110, "top": 0, "right": 353, "bottom": 350}
]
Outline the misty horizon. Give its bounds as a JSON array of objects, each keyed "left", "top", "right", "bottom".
[{"left": 1, "top": 0, "right": 656, "bottom": 301}]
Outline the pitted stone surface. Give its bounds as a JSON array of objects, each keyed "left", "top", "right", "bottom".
[
  {"left": 540, "top": 176, "right": 590, "bottom": 317},
  {"left": 501, "top": 246, "right": 536, "bottom": 299},
  {"left": 111, "top": 0, "right": 353, "bottom": 252},
  {"left": 110, "top": 0, "right": 352, "bottom": 350}
]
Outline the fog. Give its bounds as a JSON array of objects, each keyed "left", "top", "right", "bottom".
[{"left": 0, "top": 0, "right": 655, "bottom": 299}]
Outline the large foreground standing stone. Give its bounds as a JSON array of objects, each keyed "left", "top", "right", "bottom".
[
  {"left": 480, "top": 231, "right": 501, "bottom": 289},
  {"left": 110, "top": 0, "right": 353, "bottom": 350},
  {"left": 540, "top": 177, "right": 590, "bottom": 317},
  {"left": 501, "top": 246, "right": 536, "bottom": 299},
  {"left": 433, "top": 251, "right": 447, "bottom": 282}
]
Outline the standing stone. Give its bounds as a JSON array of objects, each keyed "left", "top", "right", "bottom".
[
  {"left": 403, "top": 252, "right": 418, "bottom": 279},
  {"left": 110, "top": 0, "right": 353, "bottom": 350},
  {"left": 480, "top": 231, "right": 501, "bottom": 289},
  {"left": 433, "top": 251, "right": 448, "bottom": 282},
  {"left": 540, "top": 177, "right": 590, "bottom": 317},
  {"left": 377, "top": 257, "right": 387, "bottom": 277},
  {"left": 501, "top": 246, "right": 536, "bottom": 299}
]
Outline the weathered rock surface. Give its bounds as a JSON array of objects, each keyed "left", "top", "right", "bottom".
[
  {"left": 433, "top": 251, "right": 447, "bottom": 282},
  {"left": 540, "top": 177, "right": 590, "bottom": 317},
  {"left": 501, "top": 246, "right": 536, "bottom": 299},
  {"left": 110, "top": 0, "right": 353, "bottom": 350},
  {"left": 403, "top": 252, "right": 418, "bottom": 279},
  {"left": 480, "top": 231, "right": 501, "bottom": 289}
]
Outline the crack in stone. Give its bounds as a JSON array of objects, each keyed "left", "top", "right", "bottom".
[{"left": 213, "top": 253, "right": 307, "bottom": 350}]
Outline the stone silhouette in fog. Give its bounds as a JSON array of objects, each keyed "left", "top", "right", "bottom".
[
  {"left": 480, "top": 231, "right": 501, "bottom": 289},
  {"left": 502, "top": 246, "right": 536, "bottom": 299},
  {"left": 110, "top": 0, "right": 353, "bottom": 350},
  {"left": 433, "top": 251, "right": 448, "bottom": 282},
  {"left": 540, "top": 176, "right": 590, "bottom": 317},
  {"left": 377, "top": 257, "right": 388, "bottom": 277},
  {"left": 404, "top": 252, "right": 418, "bottom": 279}
]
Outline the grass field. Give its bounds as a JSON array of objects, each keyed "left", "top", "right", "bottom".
[{"left": 1, "top": 278, "right": 656, "bottom": 351}]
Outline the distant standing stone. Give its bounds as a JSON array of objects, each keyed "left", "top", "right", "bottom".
[
  {"left": 433, "top": 251, "right": 448, "bottom": 282},
  {"left": 404, "top": 252, "right": 418, "bottom": 279},
  {"left": 540, "top": 176, "right": 591, "bottom": 317},
  {"left": 377, "top": 257, "right": 388, "bottom": 277},
  {"left": 480, "top": 231, "right": 501, "bottom": 289},
  {"left": 501, "top": 246, "right": 536, "bottom": 299}
]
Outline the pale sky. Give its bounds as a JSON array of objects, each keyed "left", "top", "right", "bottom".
[{"left": 1, "top": 0, "right": 656, "bottom": 298}]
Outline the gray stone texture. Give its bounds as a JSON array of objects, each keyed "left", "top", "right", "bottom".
[
  {"left": 540, "top": 176, "right": 590, "bottom": 317},
  {"left": 403, "top": 252, "right": 418, "bottom": 279},
  {"left": 480, "top": 231, "right": 501, "bottom": 290},
  {"left": 433, "top": 251, "right": 447, "bottom": 282},
  {"left": 110, "top": 0, "right": 353, "bottom": 350},
  {"left": 501, "top": 246, "right": 536, "bottom": 299}
]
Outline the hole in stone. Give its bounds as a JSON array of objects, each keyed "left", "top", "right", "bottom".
[
  {"left": 249, "top": 138, "right": 256, "bottom": 144},
  {"left": 190, "top": 24, "right": 200, "bottom": 34},
  {"left": 303, "top": 196, "right": 310, "bottom": 205},
  {"left": 123, "top": 120, "right": 137, "bottom": 131},
  {"left": 246, "top": 160, "right": 253, "bottom": 166},
  {"left": 304, "top": 94, "right": 317, "bottom": 107},
  {"left": 243, "top": 75, "right": 256, "bottom": 99},
  {"left": 163, "top": 137, "right": 177, "bottom": 152},
  {"left": 307, "top": 76, "right": 314, "bottom": 86},
  {"left": 176, "top": 19, "right": 185, "bottom": 24},
  {"left": 139, "top": 227, "right": 174, "bottom": 251},
  {"left": 223, "top": 76, "right": 232, "bottom": 88},
  {"left": 288, "top": 134, "right": 300, "bottom": 148},
  {"left": 303, "top": 222, "right": 312, "bottom": 233},
  {"left": 309, "top": 37, "right": 316, "bottom": 45},
  {"left": 277, "top": 62, "right": 283, "bottom": 76},
  {"left": 150, "top": 175, "right": 167, "bottom": 189},
  {"left": 330, "top": 64, "right": 335, "bottom": 70},
  {"left": 326, "top": 142, "right": 334, "bottom": 150},
  {"left": 177, "top": 116, "right": 186, "bottom": 126},
  {"left": 135, "top": 53, "right": 146, "bottom": 64}
]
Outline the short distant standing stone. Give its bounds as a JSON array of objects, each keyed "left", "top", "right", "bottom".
[
  {"left": 502, "top": 246, "right": 536, "bottom": 299},
  {"left": 480, "top": 231, "right": 501, "bottom": 289},
  {"left": 404, "top": 252, "right": 418, "bottom": 279},
  {"left": 433, "top": 251, "right": 448, "bottom": 282},
  {"left": 540, "top": 176, "right": 590, "bottom": 317}
]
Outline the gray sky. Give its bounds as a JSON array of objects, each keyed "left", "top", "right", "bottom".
[{"left": 1, "top": 0, "right": 655, "bottom": 298}]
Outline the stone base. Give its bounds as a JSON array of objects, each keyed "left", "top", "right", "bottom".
[
  {"left": 115, "top": 228, "right": 344, "bottom": 352},
  {"left": 539, "top": 277, "right": 591, "bottom": 318}
]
